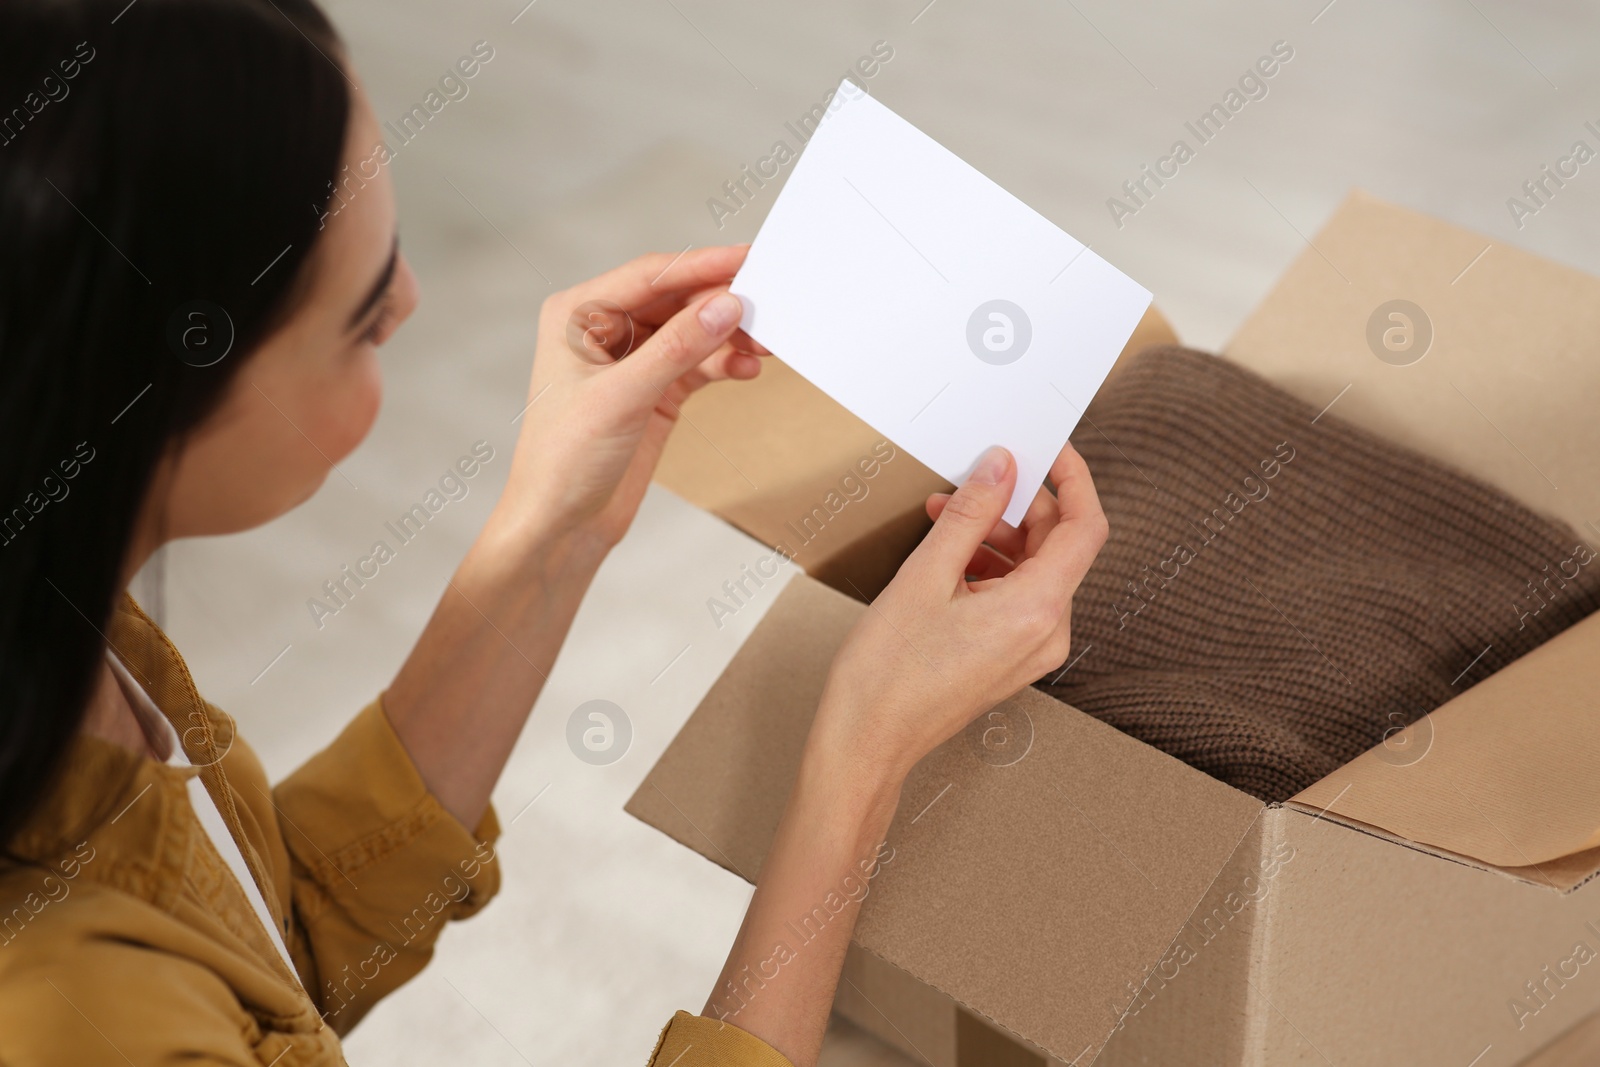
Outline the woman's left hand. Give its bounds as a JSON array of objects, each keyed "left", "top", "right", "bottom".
[
  {"left": 385, "top": 246, "right": 765, "bottom": 828},
  {"left": 490, "top": 244, "right": 766, "bottom": 557}
]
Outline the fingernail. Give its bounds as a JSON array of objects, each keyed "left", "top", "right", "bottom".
[
  {"left": 698, "top": 293, "right": 743, "bottom": 334},
  {"left": 971, "top": 446, "right": 1009, "bottom": 485}
]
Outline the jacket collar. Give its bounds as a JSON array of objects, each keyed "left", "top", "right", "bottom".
[{"left": 8, "top": 594, "right": 231, "bottom": 909}]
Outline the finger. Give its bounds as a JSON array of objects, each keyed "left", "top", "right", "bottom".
[
  {"left": 629, "top": 291, "right": 694, "bottom": 327},
  {"left": 648, "top": 341, "right": 764, "bottom": 409},
  {"left": 619, "top": 289, "right": 748, "bottom": 399},
  {"left": 567, "top": 245, "right": 749, "bottom": 313},
  {"left": 629, "top": 323, "right": 766, "bottom": 363},
  {"left": 906, "top": 446, "right": 1016, "bottom": 588},
  {"left": 712, "top": 348, "right": 764, "bottom": 380},
  {"left": 730, "top": 329, "right": 771, "bottom": 355},
  {"left": 929, "top": 482, "right": 1058, "bottom": 560},
  {"left": 1019, "top": 483, "right": 1062, "bottom": 559},
  {"left": 1017, "top": 442, "right": 1108, "bottom": 599},
  {"left": 630, "top": 284, "right": 765, "bottom": 348},
  {"left": 687, "top": 344, "right": 764, "bottom": 385},
  {"left": 1048, "top": 439, "right": 1102, "bottom": 525},
  {"left": 630, "top": 287, "right": 769, "bottom": 358},
  {"left": 925, "top": 492, "right": 1021, "bottom": 557}
]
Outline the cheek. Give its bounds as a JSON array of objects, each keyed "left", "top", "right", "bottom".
[
  {"left": 270, "top": 352, "right": 381, "bottom": 488},
  {"left": 267, "top": 353, "right": 381, "bottom": 510},
  {"left": 320, "top": 350, "right": 383, "bottom": 461},
  {"left": 161, "top": 334, "right": 388, "bottom": 536}
]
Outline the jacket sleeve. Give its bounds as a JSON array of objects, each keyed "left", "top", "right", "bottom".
[
  {"left": 647, "top": 1011, "right": 796, "bottom": 1066},
  {"left": 269, "top": 693, "right": 502, "bottom": 1033}
]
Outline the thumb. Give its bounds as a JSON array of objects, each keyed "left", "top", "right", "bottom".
[
  {"left": 911, "top": 446, "right": 1015, "bottom": 581},
  {"left": 620, "top": 289, "right": 745, "bottom": 397}
]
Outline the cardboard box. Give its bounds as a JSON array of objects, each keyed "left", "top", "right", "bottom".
[{"left": 629, "top": 191, "right": 1600, "bottom": 1065}]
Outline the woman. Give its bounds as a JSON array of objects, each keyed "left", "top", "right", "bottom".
[{"left": 0, "top": 1, "right": 1106, "bottom": 1064}]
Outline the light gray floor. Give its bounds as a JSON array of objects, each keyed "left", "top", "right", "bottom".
[{"left": 146, "top": 1, "right": 1599, "bottom": 1062}]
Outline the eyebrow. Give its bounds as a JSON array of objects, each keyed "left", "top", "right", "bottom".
[{"left": 346, "top": 237, "right": 400, "bottom": 331}]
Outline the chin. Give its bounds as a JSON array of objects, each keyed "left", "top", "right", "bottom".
[
  {"left": 293, "top": 470, "right": 330, "bottom": 506},
  {"left": 250, "top": 470, "right": 330, "bottom": 525}
]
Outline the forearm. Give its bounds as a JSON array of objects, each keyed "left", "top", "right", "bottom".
[
  {"left": 382, "top": 513, "right": 609, "bottom": 829},
  {"left": 702, "top": 712, "right": 904, "bottom": 1067}
]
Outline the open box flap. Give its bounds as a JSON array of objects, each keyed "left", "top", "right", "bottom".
[
  {"left": 1290, "top": 610, "right": 1600, "bottom": 887},
  {"left": 626, "top": 574, "right": 1262, "bottom": 1063},
  {"left": 1224, "top": 188, "right": 1600, "bottom": 538},
  {"left": 652, "top": 353, "right": 952, "bottom": 604}
]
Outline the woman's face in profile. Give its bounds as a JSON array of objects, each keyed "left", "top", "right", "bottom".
[{"left": 153, "top": 83, "right": 419, "bottom": 542}]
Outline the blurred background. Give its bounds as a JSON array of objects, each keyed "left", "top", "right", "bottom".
[{"left": 143, "top": 1, "right": 1599, "bottom": 1062}]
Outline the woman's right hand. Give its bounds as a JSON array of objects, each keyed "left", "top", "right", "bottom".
[
  {"left": 809, "top": 441, "right": 1108, "bottom": 787},
  {"left": 696, "top": 442, "right": 1105, "bottom": 1067}
]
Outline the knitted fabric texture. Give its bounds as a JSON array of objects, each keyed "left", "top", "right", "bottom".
[{"left": 1034, "top": 346, "right": 1600, "bottom": 801}]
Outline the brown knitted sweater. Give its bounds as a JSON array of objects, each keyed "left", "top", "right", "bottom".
[{"left": 1035, "top": 346, "right": 1600, "bottom": 801}]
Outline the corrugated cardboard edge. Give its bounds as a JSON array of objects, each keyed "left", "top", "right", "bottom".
[{"left": 1279, "top": 802, "right": 1600, "bottom": 895}]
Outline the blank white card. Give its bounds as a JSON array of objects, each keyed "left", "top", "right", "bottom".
[{"left": 731, "top": 78, "right": 1152, "bottom": 526}]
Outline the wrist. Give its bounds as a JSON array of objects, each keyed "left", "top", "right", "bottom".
[
  {"left": 792, "top": 702, "right": 907, "bottom": 855},
  {"left": 472, "top": 503, "right": 610, "bottom": 590},
  {"left": 808, "top": 680, "right": 921, "bottom": 787}
]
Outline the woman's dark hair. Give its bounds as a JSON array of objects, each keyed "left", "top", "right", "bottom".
[{"left": 0, "top": 0, "right": 349, "bottom": 854}]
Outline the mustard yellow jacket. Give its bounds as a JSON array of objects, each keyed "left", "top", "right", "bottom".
[{"left": 0, "top": 594, "right": 791, "bottom": 1066}]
